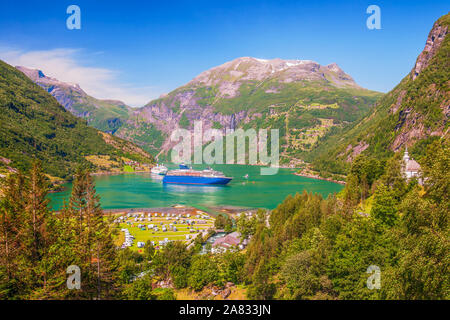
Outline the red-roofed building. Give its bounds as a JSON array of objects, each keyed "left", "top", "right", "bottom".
[{"left": 212, "top": 232, "right": 243, "bottom": 253}]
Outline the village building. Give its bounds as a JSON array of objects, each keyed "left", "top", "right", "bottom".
[
  {"left": 403, "top": 148, "right": 421, "bottom": 180},
  {"left": 212, "top": 232, "right": 247, "bottom": 253}
]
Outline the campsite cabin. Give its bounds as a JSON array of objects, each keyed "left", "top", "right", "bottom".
[{"left": 137, "top": 242, "right": 145, "bottom": 248}]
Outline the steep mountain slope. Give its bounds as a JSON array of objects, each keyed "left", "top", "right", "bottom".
[
  {"left": 309, "top": 13, "right": 450, "bottom": 176},
  {"left": 0, "top": 60, "right": 153, "bottom": 179},
  {"left": 16, "top": 66, "right": 131, "bottom": 134},
  {"left": 116, "top": 57, "right": 382, "bottom": 162}
]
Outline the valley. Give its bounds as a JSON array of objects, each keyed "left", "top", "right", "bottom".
[{"left": 0, "top": 6, "right": 448, "bottom": 302}]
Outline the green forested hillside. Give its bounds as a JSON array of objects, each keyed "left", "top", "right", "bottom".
[
  {"left": 0, "top": 60, "right": 153, "bottom": 179},
  {"left": 16, "top": 66, "right": 131, "bottom": 134},
  {"left": 308, "top": 13, "right": 450, "bottom": 177},
  {"left": 62, "top": 95, "right": 130, "bottom": 133}
]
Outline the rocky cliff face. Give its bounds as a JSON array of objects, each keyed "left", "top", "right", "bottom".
[
  {"left": 391, "top": 15, "right": 449, "bottom": 150},
  {"left": 412, "top": 19, "right": 449, "bottom": 80},
  {"left": 310, "top": 13, "right": 450, "bottom": 175}
]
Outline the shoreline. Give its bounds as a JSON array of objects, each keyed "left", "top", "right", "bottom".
[
  {"left": 103, "top": 206, "right": 207, "bottom": 215},
  {"left": 293, "top": 172, "right": 346, "bottom": 185},
  {"left": 102, "top": 205, "right": 258, "bottom": 215},
  {"left": 91, "top": 169, "right": 153, "bottom": 176},
  {"left": 48, "top": 168, "right": 154, "bottom": 192}
]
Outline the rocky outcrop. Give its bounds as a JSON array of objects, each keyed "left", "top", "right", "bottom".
[
  {"left": 346, "top": 141, "right": 369, "bottom": 162},
  {"left": 412, "top": 20, "right": 448, "bottom": 80},
  {"left": 312, "top": 13, "right": 450, "bottom": 175}
]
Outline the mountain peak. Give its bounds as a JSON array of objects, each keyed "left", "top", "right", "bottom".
[
  {"left": 412, "top": 14, "right": 449, "bottom": 80},
  {"left": 16, "top": 66, "right": 46, "bottom": 81},
  {"left": 189, "top": 56, "right": 360, "bottom": 98},
  {"left": 326, "top": 63, "right": 342, "bottom": 73},
  {"left": 15, "top": 66, "right": 82, "bottom": 90}
]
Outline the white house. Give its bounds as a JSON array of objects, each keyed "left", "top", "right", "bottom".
[{"left": 403, "top": 148, "right": 421, "bottom": 180}]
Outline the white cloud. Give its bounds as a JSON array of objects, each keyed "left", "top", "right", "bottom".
[{"left": 0, "top": 47, "right": 159, "bottom": 107}]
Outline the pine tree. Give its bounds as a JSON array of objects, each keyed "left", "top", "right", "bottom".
[
  {"left": 84, "top": 172, "right": 117, "bottom": 299},
  {"left": 23, "top": 162, "right": 52, "bottom": 295},
  {"left": 0, "top": 172, "right": 28, "bottom": 298},
  {"left": 64, "top": 169, "right": 117, "bottom": 299}
]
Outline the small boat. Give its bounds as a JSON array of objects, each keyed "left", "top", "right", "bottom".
[
  {"left": 163, "top": 168, "right": 232, "bottom": 185},
  {"left": 179, "top": 163, "right": 190, "bottom": 170},
  {"left": 151, "top": 164, "right": 168, "bottom": 175},
  {"left": 244, "top": 174, "right": 249, "bottom": 179}
]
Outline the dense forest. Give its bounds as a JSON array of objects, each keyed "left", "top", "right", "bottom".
[
  {"left": 243, "top": 138, "right": 448, "bottom": 299},
  {"left": 0, "top": 137, "right": 447, "bottom": 300}
]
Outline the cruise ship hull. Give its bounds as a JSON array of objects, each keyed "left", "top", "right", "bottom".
[{"left": 163, "top": 175, "right": 232, "bottom": 185}]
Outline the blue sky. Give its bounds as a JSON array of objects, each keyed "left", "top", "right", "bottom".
[{"left": 0, "top": 0, "right": 448, "bottom": 106}]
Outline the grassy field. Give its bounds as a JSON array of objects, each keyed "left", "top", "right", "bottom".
[
  {"left": 123, "top": 165, "right": 135, "bottom": 172},
  {"left": 175, "top": 285, "right": 247, "bottom": 300},
  {"left": 111, "top": 211, "right": 215, "bottom": 252}
]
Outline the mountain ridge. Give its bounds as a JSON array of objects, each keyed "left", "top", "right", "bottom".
[
  {"left": 117, "top": 56, "right": 381, "bottom": 161},
  {"left": 0, "top": 60, "right": 153, "bottom": 179},
  {"left": 14, "top": 56, "right": 384, "bottom": 166},
  {"left": 16, "top": 66, "right": 131, "bottom": 134},
  {"left": 308, "top": 12, "right": 449, "bottom": 176}
]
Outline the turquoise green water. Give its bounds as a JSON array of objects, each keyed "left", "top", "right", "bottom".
[{"left": 48, "top": 165, "right": 343, "bottom": 211}]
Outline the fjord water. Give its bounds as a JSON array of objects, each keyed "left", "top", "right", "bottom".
[{"left": 49, "top": 165, "right": 343, "bottom": 212}]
